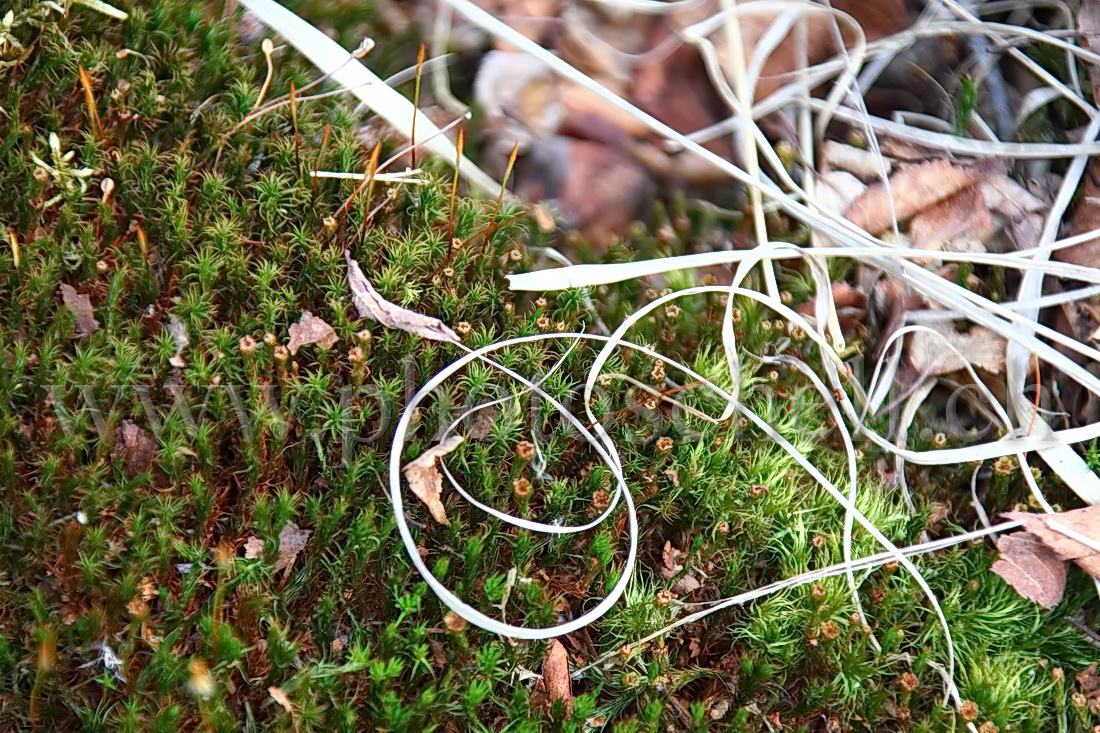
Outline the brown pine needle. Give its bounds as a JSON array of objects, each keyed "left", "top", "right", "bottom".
[
  {"left": 410, "top": 43, "right": 426, "bottom": 170},
  {"left": 447, "top": 129, "right": 464, "bottom": 248},
  {"left": 289, "top": 81, "right": 301, "bottom": 174},
  {"left": 78, "top": 66, "right": 103, "bottom": 141}
]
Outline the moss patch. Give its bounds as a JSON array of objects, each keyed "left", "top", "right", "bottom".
[{"left": 0, "top": 1, "right": 1098, "bottom": 731}]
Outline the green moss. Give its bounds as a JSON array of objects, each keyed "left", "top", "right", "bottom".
[{"left": 0, "top": 0, "right": 1098, "bottom": 731}]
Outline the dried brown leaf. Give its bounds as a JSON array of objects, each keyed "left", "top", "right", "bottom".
[
  {"left": 116, "top": 420, "right": 156, "bottom": 477},
  {"left": 672, "top": 0, "right": 913, "bottom": 100},
  {"left": 660, "top": 541, "right": 684, "bottom": 580},
  {"left": 274, "top": 522, "right": 312, "bottom": 576},
  {"left": 845, "top": 160, "right": 996, "bottom": 235},
  {"left": 795, "top": 282, "right": 867, "bottom": 334},
  {"left": 403, "top": 436, "right": 464, "bottom": 525},
  {"left": 674, "top": 574, "right": 702, "bottom": 596},
  {"left": 268, "top": 686, "right": 294, "bottom": 715},
  {"left": 345, "top": 251, "right": 461, "bottom": 344},
  {"left": 1057, "top": 160, "right": 1100, "bottom": 267},
  {"left": 59, "top": 284, "right": 99, "bottom": 337},
  {"left": 1005, "top": 505, "right": 1100, "bottom": 578},
  {"left": 909, "top": 184, "right": 993, "bottom": 249},
  {"left": 1077, "top": 664, "right": 1100, "bottom": 714},
  {"left": 543, "top": 638, "right": 573, "bottom": 716},
  {"left": 287, "top": 311, "right": 339, "bottom": 355},
  {"left": 908, "top": 324, "right": 1007, "bottom": 376},
  {"left": 243, "top": 536, "right": 265, "bottom": 560},
  {"left": 991, "top": 533, "right": 1067, "bottom": 608}
]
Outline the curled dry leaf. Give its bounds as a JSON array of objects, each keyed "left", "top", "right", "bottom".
[
  {"left": 845, "top": 159, "right": 998, "bottom": 235},
  {"left": 796, "top": 282, "right": 867, "bottom": 334},
  {"left": 543, "top": 638, "right": 573, "bottom": 717},
  {"left": 403, "top": 436, "right": 464, "bottom": 525},
  {"left": 345, "top": 251, "right": 461, "bottom": 344},
  {"left": 990, "top": 533, "right": 1067, "bottom": 608},
  {"left": 287, "top": 311, "right": 339, "bottom": 355},
  {"left": 59, "top": 283, "right": 99, "bottom": 337},
  {"left": 274, "top": 522, "right": 312, "bottom": 576},
  {"left": 674, "top": 574, "right": 702, "bottom": 596},
  {"left": 167, "top": 314, "right": 189, "bottom": 367}
]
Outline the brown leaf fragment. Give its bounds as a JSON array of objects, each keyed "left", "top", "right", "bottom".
[
  {"left": 1076, "top": 664, "right": 1100, "bottom": 714},
  {"left": 59, "top": 284, "right": 99, "bottom": 337},
  {"left": 1005, "top": 505, "right": 1100, "bottom": 578},
  {"left": 345, "top": 251, "right": 461, "bottom": 344},
  {"left": 909, "top": 184, "right": 993, "bottom": 249},
  {"left": 116, "top": 420, "right": 156, "bottom": 477},
  {"left": 274, "top": 522, "right": 312, "bottom": 576},
  {"left": 845, "top": 160, "right": 996, "bottom": 235},
  {"left": 1056, "top": 160, "right": 1100, "bottom": 267},
  {"left": 991, "top": 533, "right": 1067, "bottom": 608},
  {"left": 465, "top": 405, "right": 497, "bottom": 442},
  {"left": 908, "top": 324, "right": 1007, "bottom": 377},
  {"left": 660, "top": 541, "right": 684, "bottom": 580},
  {"left": 287, "top": 311, "right": 339, "bottom": 355},
  {"left": 796, "top": 282, "right": 867, "bottom": 334},
  {"left": 243, "top": 536, "right": 264, "bottom": 560},
  {"left": 268, "top": 686, "right": 294, "bottom": 715},
  {"left": 403, "top": 436, "right": 464, "bottom": 525},
  {"left": 543, "top": 638, "right": 573, "bottom": 717},
  {"left": 674, "top": 574, "right": 702, "bottom": 596}
]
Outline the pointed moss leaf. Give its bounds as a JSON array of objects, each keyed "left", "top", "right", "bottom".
[
  {"left": 345, "top": 251, "right": 461, "bottom": 344},
  {"left": 403, "top": 435, "right": 463, "bottom": 525}
]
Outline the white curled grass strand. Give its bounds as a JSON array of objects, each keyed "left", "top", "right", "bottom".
[{"left": 390, "top": 335, "right": 638, "bottom": 640}]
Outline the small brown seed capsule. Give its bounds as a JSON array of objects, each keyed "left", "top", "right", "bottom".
[{"left": 443, "top": 611, "right": 466, "bottom": 633}]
